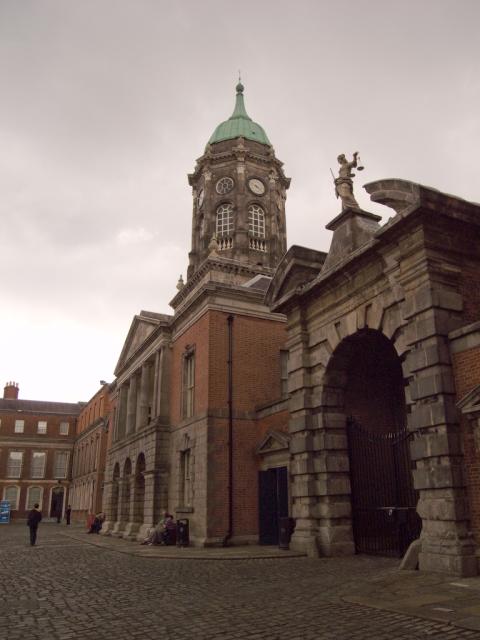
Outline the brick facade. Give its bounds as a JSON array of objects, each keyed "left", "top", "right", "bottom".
[
  {"left": 451, "top": 326, "right": 480, "bottom": 544},
  {"left": 0, "top": 383, "right": 82, "bottom": 520},
  {"left": 69, "top": 384, "right": 112, "bottom": 524}
]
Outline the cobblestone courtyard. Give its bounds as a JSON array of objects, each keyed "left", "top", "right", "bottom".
[{"left": 1, "top": 524, "right": 480, "bottom": 640}]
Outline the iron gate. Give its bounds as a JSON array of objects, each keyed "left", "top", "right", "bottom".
[{"left": 347, "top": 417, "right": 422, "bottom": 557}]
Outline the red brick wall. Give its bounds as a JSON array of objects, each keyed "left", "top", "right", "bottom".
[
  {"left": 452, "top": 345, "right": 480, "bottom": 541},
  {"left": 203, "top": 311, "right": 287, "bottom": 538},
  {"left": 170, "top": 312, "right": 211, "bottom": 423},
  {"left": 207, "top": 311, "right": 286, "bottom": 411},
  {"left": 170, "top": 309, "right": 287, "bottom": 540},
  {"left": 460, "top": 261, "right": 480, "bottom": 324},
  {"left": 207, "top": 413, "right": 288, "bottom": 539}
]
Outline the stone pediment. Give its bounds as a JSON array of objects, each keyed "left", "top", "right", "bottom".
[
  {"left": 256, "top": 430, "right": 290, "bottom": 456},
  {"left": 115, "top": 310, "right": 171, "bottom": 375},
  {"left": 457, "top": 385, "right": 480, "bottom": 417},
  {"left": 265, "top": 245, "right": 327, "bottom": 309}
]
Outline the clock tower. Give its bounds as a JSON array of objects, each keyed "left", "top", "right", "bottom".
[{"left": 186, "top": 82, "right": 290, "bottom": 281}]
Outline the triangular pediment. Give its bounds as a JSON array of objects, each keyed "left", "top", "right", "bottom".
[
  {"left": 256, "top": 430, "right": 290, "bottom": 456},
  {"left": 115, "top": 310, "right": 171, "bottom": 375},
  {"left": 266, "top": 245, "right": 327, "bottom": 310},
  {"left": 458, "top": 384, "right": 480, "bottom": 416}
]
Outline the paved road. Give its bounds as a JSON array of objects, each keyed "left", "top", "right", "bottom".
[{"left": 0, "top": 523, "right": 479, "bottom": 640}]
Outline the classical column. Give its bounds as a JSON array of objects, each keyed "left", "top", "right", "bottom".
[
  {"left": 123, "top": 476, "right": 140, "bottom": 539},
  {"left": 136, "top": 363, "right": 151, "bottom": 430},
  {"left": 100, "top": 480, "right": 112, "bottom": 531},
  {"left": 112, "top": 478, "right": 129, "bottom": 536},
  {"left": 116, "top": 385, "right": 128, "bottom": 441},
  {"left": 126, "top": 374, "right": 138, "bottom": 434},
  {"left": 152, "top": 349, "right": 162, "bottom": 419},
  {"left": 136, "top": 470, "right": 156, "bottom": 541}
]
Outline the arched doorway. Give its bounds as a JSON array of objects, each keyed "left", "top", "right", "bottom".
[
  {"left": 50, "top": 486, "right": 65, "bottom": 520},
  {"left": 134, "top": 454, "right": 146, "bottom": 525},
  {"left": 121, "top": 458, "right": 132, "bottom": 524},
  {"left": 111, "top": 463, "right": 120, "bottom": 522},
  {"left": 325, "top": 329, "right": 421, "bottom": 557}
]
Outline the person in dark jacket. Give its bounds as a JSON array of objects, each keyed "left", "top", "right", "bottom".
[
  {"left": 27, "top": 503, "right": 42, "bottom": 546},
  {"left": 88, "top": 512, "right": 105, "bottom": 534},
  {"left": 65, "top": 505, "right": 72, "bottom": 525}
]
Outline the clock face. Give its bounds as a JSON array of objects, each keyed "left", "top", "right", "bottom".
[
  {"left": 198, "top": 188, "right": 204, "bottom": 208},
  {"left": 216, "top": 176, "right": 234, "bottom": 195},
  {"left": 248, "top": 178, "right": 265, "bottom": 196}
]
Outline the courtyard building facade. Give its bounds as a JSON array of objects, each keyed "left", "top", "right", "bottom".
[
  {"left": 0, "top": 382, "right": 82, "bottom": 519},
  {"left": 101, "top": 83, "right": 291, "bottom": 544}
]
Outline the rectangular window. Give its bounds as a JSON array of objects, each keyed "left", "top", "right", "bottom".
[
  {"left": 180, "top": 449, "right": 191, "bottom": 506},
  {"left": 182, "top": 351, "right": 195, "bottom": 418},
  {"left": 54, "top": 451, "right": 69, "bottom": 479},
  {"left": 7, "top": 451, "right": 23, "bottom": 478},
  {"left": 14, "top": 420, "right": 24, "bottom": 434},
  {"left": 31, "top": 452, "right": 46, "bottom": 478},
  {"left": 59, "top": 422, "right": 69, "bottom": 436},
  {"left": 280, "top": 350, "right": 289, "bottom": 397},
  {"left": 37, "top": 421, "right": 47, "bottom": 434}
]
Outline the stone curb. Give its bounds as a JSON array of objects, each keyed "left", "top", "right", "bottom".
[{"left": 60, "top": 529, "right": 306, "bottom": 560}]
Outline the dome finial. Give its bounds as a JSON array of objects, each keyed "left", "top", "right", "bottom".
[{"left": 236, "top": 70, "right": 244, "bottom": 94}]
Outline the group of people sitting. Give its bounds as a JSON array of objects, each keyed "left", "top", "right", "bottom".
[{"left": 140, "top": 512, "right": 177, "bottom": 546}]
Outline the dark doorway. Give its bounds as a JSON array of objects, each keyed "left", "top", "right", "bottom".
[
  {"left": 258, "top": 466, "right": 288, "bottom": 544},
  {"left": 339, "top": 330, "right": 421, "bottom": 557},
  {"left": 50, "top": 487, "right": 64, "bottom": 518}
]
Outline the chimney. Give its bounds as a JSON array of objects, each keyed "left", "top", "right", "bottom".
[{"left": 4, "top": 381, "right": 19, "bottom": 400}]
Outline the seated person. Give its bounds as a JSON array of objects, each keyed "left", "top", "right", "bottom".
[
  {"left": 88, "top": 512, "right": 105, "bottom": 534},
  {"left": 160, "top": 513, "right": 177, "bottom": 545},
  {"left": 140, "top": 522, "right": 163, "bottom": 545}
]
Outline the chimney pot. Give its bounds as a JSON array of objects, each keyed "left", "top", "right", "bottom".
[{"left": 4, "top": 381, "right": 19, "bottom": 400}]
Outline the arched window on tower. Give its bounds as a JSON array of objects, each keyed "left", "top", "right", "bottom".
[
  {"left": 248, "top": 204, "right": 267, "bottom": 252},
  {"left": 248, "top": 204, "right": 265, "bottom": 237},
  {"left": 216, "top": 204, "right": 234, "bottom": 250}
]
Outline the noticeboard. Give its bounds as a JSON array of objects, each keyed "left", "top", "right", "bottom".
[{"left": 0, "top": 500, "right": 11, "bottom": 524}]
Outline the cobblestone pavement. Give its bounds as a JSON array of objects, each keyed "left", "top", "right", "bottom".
[{"left": 1, "top": 524, "right": 480, "bottom": 640}]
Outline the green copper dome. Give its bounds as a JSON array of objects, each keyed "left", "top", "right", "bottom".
[{"left": 208, "top": 82, "right": 271, "bottom": 146}]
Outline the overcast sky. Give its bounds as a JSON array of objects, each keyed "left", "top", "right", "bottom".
[{"left": 1, "top": 0, "right": 478, "bottom": 402}]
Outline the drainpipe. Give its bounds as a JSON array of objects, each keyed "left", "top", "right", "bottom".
[{"left": 223, "top": 314, "right": 234, "bottom": 546}]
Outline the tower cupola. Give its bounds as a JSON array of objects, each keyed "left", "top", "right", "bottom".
[
  {"left": 186, "top": 82, "right": 290, "bottom": 280},
  {"left": 208, "top": 82, "right": 271, "bottom": 147}
]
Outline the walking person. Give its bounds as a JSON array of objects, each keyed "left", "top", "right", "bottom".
[
  {"left": 65, "top": 505, "right": 72, "bottom": 525},
  {"left": 27, "top": 503, "right": 42, "bottom": 546}
]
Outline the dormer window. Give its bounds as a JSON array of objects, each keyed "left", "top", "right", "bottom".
[
  {"left": 216, "top": 204, "right": 234, "bottom": 236},
  {"left": 248, "top": 204, "right": 265, "bottom": 238}
]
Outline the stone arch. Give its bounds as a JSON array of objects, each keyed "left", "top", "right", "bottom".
[{"left": 311, "top": 327, "right": 415, "bottom": 557}]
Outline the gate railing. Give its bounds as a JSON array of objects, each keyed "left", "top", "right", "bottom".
[{"left": 346, "top": 417, "right": 422, "bottom": 558}]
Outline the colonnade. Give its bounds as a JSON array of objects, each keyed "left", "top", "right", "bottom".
[{"left": 114, "top": 348, "right": 166, "bottom": 441}]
